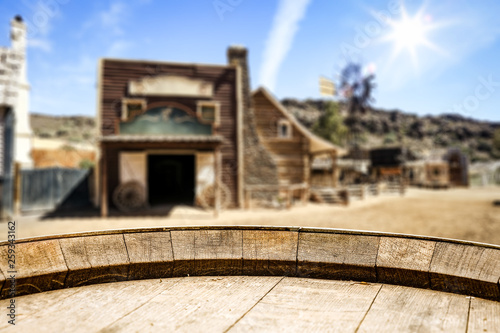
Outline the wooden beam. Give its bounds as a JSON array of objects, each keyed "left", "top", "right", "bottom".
[
  {"left": 101, "top": 145, "right": 108, "bottom": 218},
  {"left": 13, "top": 162, "right": 21, "bottom": 216},
  {"left": 214, "top": 147, "right": 221, "bottom": 218}
]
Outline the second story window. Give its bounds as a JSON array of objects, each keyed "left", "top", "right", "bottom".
[
  {"left": 122, "top": 98, "right": 146, "bottom": 122},
  {"left": 197, "top": 101, "right": 220, "bottom": 126},
  {"left": 277, "top": 119, "right": 292, "bottom": 138}
]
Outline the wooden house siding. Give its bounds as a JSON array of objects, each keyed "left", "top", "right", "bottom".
[
  {"left": 99, "top": 59, "right": 239, "bottom": 207},
  {"left": 252, "top": 91, "right": 309, "bottom": 185}
]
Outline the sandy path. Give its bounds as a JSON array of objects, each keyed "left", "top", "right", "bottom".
[{"left": 2, "top": 187, "right": 499, "bottom": 245}]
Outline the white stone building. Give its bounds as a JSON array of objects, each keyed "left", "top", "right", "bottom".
[{"left": 0, "top": 15, "right": 33, "bottom": 173}]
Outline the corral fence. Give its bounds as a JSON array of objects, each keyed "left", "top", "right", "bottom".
[{"left": 20, "top": 167, "right": 92, "bottom": 214}]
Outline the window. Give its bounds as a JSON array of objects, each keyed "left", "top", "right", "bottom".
[
  {"left": 121, "top": 98, "right": 146, "bottom": 122},
  {"left": 197, "top": 101, "right": 220, "bottom": 125},
  {"left": 277, "top": 119, "right": 292, "bottom": 138}
]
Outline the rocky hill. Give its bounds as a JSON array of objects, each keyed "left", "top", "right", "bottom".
[
  {"left": 30, "top": 104, "right": 500, "bottom": 162},
  {"left": 30, "top": 113, "right": 97, "bottom": 145},
  {"left": 281, "top": 99, "right": 500, "bottom": 162}
]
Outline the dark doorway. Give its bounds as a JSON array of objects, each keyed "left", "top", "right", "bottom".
[{"left": 148, "top": 154, "right": 195, "bottom": 205}]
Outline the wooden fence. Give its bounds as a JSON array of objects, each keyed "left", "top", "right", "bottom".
[{"left": 20, "top": 167, "right": 91, "bottom": 213}]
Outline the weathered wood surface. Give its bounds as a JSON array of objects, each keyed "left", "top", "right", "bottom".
[
  {"left": 124, "top": 231, "right": 173, "bottom": 280},
  {"left": 467, "top": 297, "right": 500, "bottom": 333},
  {"left": 430, "top": 242, "right": 500, "bottom": 300},
  {"left": 229, "top": 278, "right": 381, "bottom": 332},
  {"left": 297, "top": 231, "right": 379, "bottom": 281},
  {"left": 102, "top": 276, "right": 282, "bottom": 332},
  {"left": 242, "top": 229, "right": 298, "bottom": 276},
  {"left": 171, "top": 229, "right": 243, "bottom": 276},
  {"left": 0, "top": 278, "right": 182, "bottom": 332},
  {"left": 357, "top": 284, "right": 470, "bottom": 332},
  {"left": 376, "top": 237, "right": 436, "bottom": 288},
  {"left": 59, "top": 234, "right": 129, "bottom": 287},
  {"left": 0, "top": 240, "right": 67, "bottom": 297},
  {"left": 1, "top": 277, "right": 498, "bottom": 332},
  {"left": 0, "top": 226, "right": 500, "bottom": 302}
]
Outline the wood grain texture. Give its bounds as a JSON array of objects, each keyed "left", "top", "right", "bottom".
[
  {"left": 0, "top": 240, "right": 67, "bottom": 297},
  {"left": 229, "top": 278, "right": 381, "bottom": 332},
  {"left": 467, "top": 297, "right": 500, "bottom": 333},
  {"left": 170, "top": 229, "right": 196, "bottom": 276},
  {"left": 100, "top": 276, "right": 281, "bottom": 333},
  {"left": 193, "top": 229, "right": 243, "bottom": 276},
  {"left": 59, "top": 234, "right": 129, "bottom": 287},
  {"left": 0, "top": 279, "right": 179, "bottom": 332},
  {"left": 297, "top": 232, "right": 379, "bottom": 281},
  {"left": 1, "top": 277, "right": 498, "bottom": 331},
  {"left": 357, "top": 284, "right": 470, "bottom": 332},
  {"left": 0, "top": 286, "right": 82, "bottom": 330},
  {"left": 124, "top": 231, "right": 174, "bottom": 280},
  {"left": 0, "top": 267, "right": 5, "bottom": 295},
  {"left": 242, "top": 229, "right": 298, "bottom": 276},
  {"left": 171, "top": 229, "right": 243, "bottom": 276},
  {"left": 377, "top": 237, "right": 435, "bottom": 288},
  {"left": 430, "top": 242, "right": 500, "bottom": 300}
]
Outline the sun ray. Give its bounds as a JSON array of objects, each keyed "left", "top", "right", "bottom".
[{"left": 375, "top": 2, "right": 445, "bottom": 72}]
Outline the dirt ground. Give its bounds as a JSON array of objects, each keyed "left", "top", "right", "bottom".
[{"left": 2, "top": 187, "right": 500, "bottom": 245}]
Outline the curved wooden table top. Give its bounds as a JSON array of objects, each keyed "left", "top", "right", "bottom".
[
  {"left": 1, "top": 276, "right": 498, "bottom": 332},
  {"left": 0, "top": 226, "right": 499, "bottom": 331}
]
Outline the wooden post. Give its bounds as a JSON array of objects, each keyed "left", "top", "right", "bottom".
[
  {"left": 101, "top": 146, "right": 108, "bottom": 217},
  {"left": 13, "top": 162, "right": 21, "bottom": 216},
  {"left": 246, "top": 189, "right": 252, "bottom": 210},
  {"left": 214, "top": 148, "right": 221, "bottom": 218},
  {"left": 287, "top": 187, "right": 292, "bottom": 209},
  {"left": 330, "top": 152, "right": 337, "bottom": 188}
]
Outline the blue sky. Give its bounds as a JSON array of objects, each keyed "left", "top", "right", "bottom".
[{"left": 1, "top": 0, "right": 500, "bottom": 121}]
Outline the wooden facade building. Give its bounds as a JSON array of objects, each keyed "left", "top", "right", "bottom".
[
  {"left": 97, "top": 49, "right": 249, "bottom": 216},
  {"left": 251, "top": 87, "right": 344, "bottom": 191},
  {"left": 96, "top": 48, "right": 346, "bottom": 216}
]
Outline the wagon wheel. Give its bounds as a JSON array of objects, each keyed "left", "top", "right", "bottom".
[
  {"left": 113, "top": 181, "right": 147, "bottom": 213},
  {"left": 198, "top": 181, "right": 232, "bottom": 210}
]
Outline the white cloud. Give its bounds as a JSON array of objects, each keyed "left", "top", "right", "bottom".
[
  {"left": 259, "top": 0, "right": 313, "bottom": 91},
  {"left": 78, "top": 1, "right": 129, "bottom": 38},
  {"left": 106, "top": 40, "right": 134, "bottom": 57},
  {"left": 27, "top": 38, "right": 52, "bottom": 52},
  {"left": 99, "top": 2, "right": 127, "bottom": 35}
]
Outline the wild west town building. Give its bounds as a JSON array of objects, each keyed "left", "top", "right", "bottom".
[
  {"left": 96, "top": 46, "right": 345, "bottom": 216},
  {"left": 0, "top": 16, "right": 33, "bottom": 216}
]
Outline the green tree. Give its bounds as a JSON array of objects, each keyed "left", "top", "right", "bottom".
[
  {"left": 312, "top": 101, "right": 348, "bottom": 146},
  {"left": 79, "top": 158, "right": 95, "bottom": 170}
]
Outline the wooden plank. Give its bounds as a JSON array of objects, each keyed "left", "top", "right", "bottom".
[
  {"left": 59, "top": 234, "right": 129, "bottom": 287},
  {"left": 171, "top": 229, "right": 243, "bottom": 276},
  {"left": 297, "top": 232, "right": 379, "bottom": 281},
  {"left": 0, "top": 286, "right": 82, "bottom": 330},
  {"left": 194, "top": 229, "right": 243, "bottom": 275},
  {"left": 242, "top": 230, "right": 298, "bottom": 276},
  {"left": 0, "top": 278, "right": 180, "bottom": 332},
  {"left": 123, "top": 231, "right": 174, "bottom": 280},
  {"left": 170, "top": 229, "right": 196, "bottom": 276},
  {"left": 430, "top": 242, "right": 500, "bottom": 300},
  {"left": 0, "top": 240, "right": 67, "bottom": 297},
  {"left": 467, "top": 297, "right": 500, "bottom": 333},
  {"left": 358, "top": 284, "right": 470, "bottom": 332},
  {"left": 100, "top": 276, "right": 282, "bottom": 332},
  {"left": 229, "top": 278, "right": 381, "bottom": 332},
  {"left": 376, "top": 237, "right": 435, "bottom": 288}
]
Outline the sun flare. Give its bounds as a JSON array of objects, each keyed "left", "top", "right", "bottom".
[{"left": 382, "top": 5, "right": 442, "bottom": 70}]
